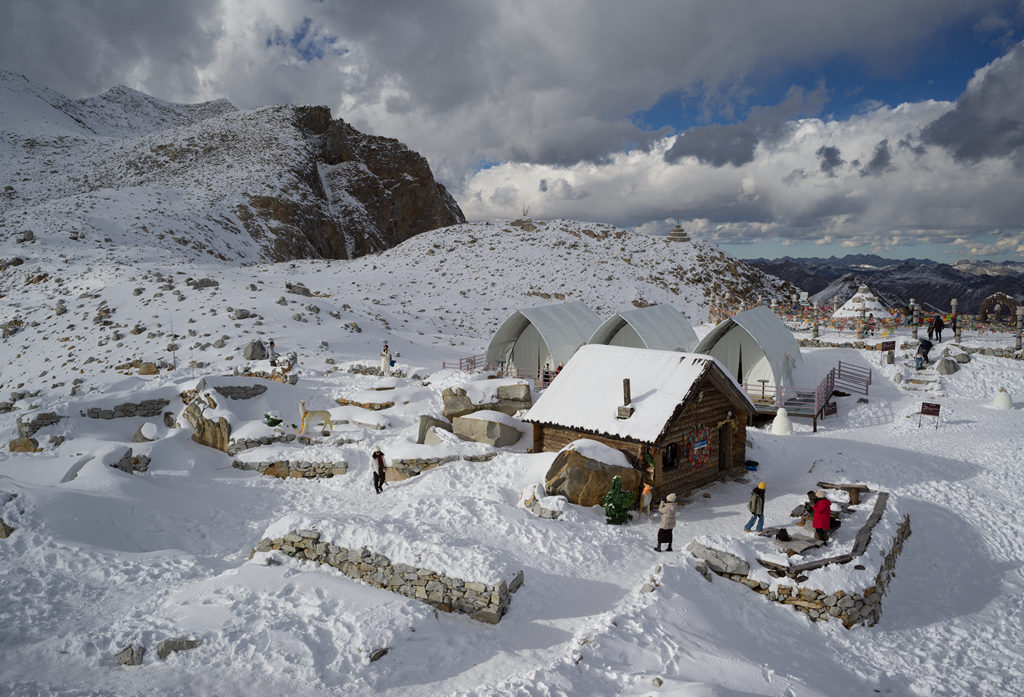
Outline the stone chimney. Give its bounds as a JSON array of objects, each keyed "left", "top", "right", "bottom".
[{"left": 617, "top": 378, "right": 634, "bottom": 419}]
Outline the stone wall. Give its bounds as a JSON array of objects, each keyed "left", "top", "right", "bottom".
[
  {"left": 213, "top": 384, "right": 268, "bottom": 400},
  {"left": 387, "top": 452, "right": 497, "bottom": 481},
  {"left": 84, "top": 399, "right": 171, "bottom": 420},
  {"left": 17, "top": 411, "right": 63, "bottom": 437},
  {"left": 694, "top": 514, "right": 911, "bottom": 628},
  {"left": 233, "top": 459, "right": 347, "bottom": 478},
  {"left": 255, "top": 529, "right": 523, "bottom": 623}
]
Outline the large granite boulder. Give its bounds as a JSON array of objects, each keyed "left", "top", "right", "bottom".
[
  {"left": 452, "top": 413, "right": 523, "bottom": 447},
  {"left": 935, "top": 358, "right": 960, "bottom": 375},
  {"left": 441, "top": 383, "right": 532, "bottom": 420},
  {"left": 8, "top": 437, "right": 39, "bottom": 453},
  {"left": 544, "top": 444, "right": 641, "bottom": 507},
  {"left": 182, "top": 400, "right": 231, "bottom": 453},
  {"left": 242, "top": 340, "right": 267, "bottom": 360}
]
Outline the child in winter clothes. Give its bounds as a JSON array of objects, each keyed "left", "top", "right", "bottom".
[
  {"left": 744, "top": 482, "right": 766, "bottom": 532},
  {"left": 813, "top": 490, "right": 832, "bottom": 542},
  {"left": 655, "top": 493, "right": 678, "bottom": 552},
  {"left": 380, "top": 344, "right": 392, "bottom": 377}
]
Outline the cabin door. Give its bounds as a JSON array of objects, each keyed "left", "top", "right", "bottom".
[{"left": 717, "top": 424, "right": 731, "bottom": 472}]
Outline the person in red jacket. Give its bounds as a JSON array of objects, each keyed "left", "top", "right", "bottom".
[{"left": 813, "top": 490, "right": 831, "bottom": 542}]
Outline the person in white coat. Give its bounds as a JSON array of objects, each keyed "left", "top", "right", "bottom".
[
  {"left": 380, "top": 344, "right": 392, "bottom": 377},
  {"left": 655, "top": 493, "right": 678, "bottom": 552}
]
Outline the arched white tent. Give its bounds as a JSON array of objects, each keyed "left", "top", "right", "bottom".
[
  {"left": 588, "top": 304, "right": 698, "bottom": 352},
  {"left": 485, "top": 302, "right": 602, "bottom": 375},
  {"left": 694, "top": 306, "right": 802, "bottom": 388}
]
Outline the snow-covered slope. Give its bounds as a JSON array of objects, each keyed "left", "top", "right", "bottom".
[{"left": 0, "top": 71, "right": 464, "bottom": 264}]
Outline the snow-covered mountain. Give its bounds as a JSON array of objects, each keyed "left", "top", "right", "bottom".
[{"left": 0, "top": 70, "right": 464, "bottom": 263}]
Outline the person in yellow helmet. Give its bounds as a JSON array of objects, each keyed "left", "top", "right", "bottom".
[{"left": 744, "top": 482, "right": 766, "bottom": 532}]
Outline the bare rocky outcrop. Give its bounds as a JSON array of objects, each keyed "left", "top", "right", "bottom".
[
  {"left": 182, "top": 400, "right": 231, "bottom": 453},
  {"left": 544, "top": 448, "right": 642, "bottom": 508},
  {"left": 452, "top": 415, "right": 522, "bottom": 447}
]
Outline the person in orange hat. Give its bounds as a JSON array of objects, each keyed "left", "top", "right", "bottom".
[{"left": 744, "top": 482, "right": 766, "bottom": 532}]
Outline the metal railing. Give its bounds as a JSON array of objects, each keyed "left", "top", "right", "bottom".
[
  {"left": 836, "top": 360, "right": 871, "bottom": 395},
  {"left": 441, "top": 353, "right": 487, "bottom": 372}
]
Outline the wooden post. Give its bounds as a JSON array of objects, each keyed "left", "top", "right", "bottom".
[
  {"left": 812, "top": 301, "right": 819, "bottom": 339},
  {"left": 1016, "top": 307, "right": 1023, "bottom": 351}
]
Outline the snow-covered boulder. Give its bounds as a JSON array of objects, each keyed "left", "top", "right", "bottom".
[
  {"left": 544, "top": 439, "right": 641, "bottom": 507},
  {"left": 441, "top": 382, "right": 532, "bottom": 420},
  {"left": 992, "top": 388, "right": 1013, "bottom": 410},
  {"left": 935, "top": 358, "right": 960, "bottom": 375}
]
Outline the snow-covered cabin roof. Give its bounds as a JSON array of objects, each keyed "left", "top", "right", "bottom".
[
  {"left": 588, "top": 304, "right": 699, "bottom": 352},
  {"left": 694, "top": 306, "right": 802, "bottom": 386},
  {"left": 523, "top": 344, "right": 755, "bottom": 443},
  {"left": 485, "top": 301, "right": 602, "bottom": 369},
  {"left": 832, "top": 285, "right": 890, "bottom": 319}
]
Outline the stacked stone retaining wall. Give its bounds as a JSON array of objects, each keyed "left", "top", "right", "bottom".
[
  {"left": 83, "top": 399, "right": 170, "bottom": 420},
  {"left": 700, "top": 514, "right": 910, "bottom": 628},
  {"left": 234, "top": 459, "right": 347, "bottom": 478},
  {"left": 255, "top": 530, "right": 523, "bottom": 623}
]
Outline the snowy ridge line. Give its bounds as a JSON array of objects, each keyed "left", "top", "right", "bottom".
[{"left": 262, "top": 513, "right": 519, "bottom": 585}]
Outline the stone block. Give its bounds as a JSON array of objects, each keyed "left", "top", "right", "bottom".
[
  {"left": 156, "top": 638, "right": 200, "bottom": 660},
  {"left": 452, "top": 415, "right": 522, "bottom": 447}
]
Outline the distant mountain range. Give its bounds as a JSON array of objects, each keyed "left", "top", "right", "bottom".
[{"left": 744, "top": 254, "right": 1024, "bottom": 313}]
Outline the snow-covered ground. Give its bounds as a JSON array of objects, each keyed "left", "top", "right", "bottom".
[{"left": 2, "top": 215, "right": 1024, "bottom": 697}]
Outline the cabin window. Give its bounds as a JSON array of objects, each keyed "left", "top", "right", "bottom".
[{"left": 663, "top": 442, "right": 679, "bottom": 471}]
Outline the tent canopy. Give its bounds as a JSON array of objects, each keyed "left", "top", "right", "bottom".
[
  {"left": 485, "top": 301, "right": 602, "bottom": 373},
  {"left": 588, "top": 304, "right": 698, "bottom": 352},
  {"left": 694, "top": 306, "right": 802, "bottom": 387}
]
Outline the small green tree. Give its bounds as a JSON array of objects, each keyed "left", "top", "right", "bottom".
[{"left": 601, "top": 476, "right": 636, "bottom": 525}]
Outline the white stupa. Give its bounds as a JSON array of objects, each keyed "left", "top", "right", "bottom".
[
  {"left": 832, "top": 284, "right": 889, "bottom": 319},
  {"left": 992, "top": 387, "right": 1013, "bottom": 410}
]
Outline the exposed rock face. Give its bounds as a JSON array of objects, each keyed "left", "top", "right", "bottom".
[
  {"left": 544, "top": 448, "right": 641, "bottom": 507},
  {"left": 295, "top": 106, "right": 465, "bottom": 257},
  {"left": 182, "top": 400, "right": 231, "bottom": 452},
  {"left": 242, "top": 340, "right": 267, "bottom": 360},
  {"left": 417, "top": 415, "right": 453, "bottom": 444},
  {"left": 935, "top": 358, "right": 960, "bottom": 375}
]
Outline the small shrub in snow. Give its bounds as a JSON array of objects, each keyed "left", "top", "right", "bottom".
[{"left": 601, "top": 475, "right": 635, "bottom": 525}]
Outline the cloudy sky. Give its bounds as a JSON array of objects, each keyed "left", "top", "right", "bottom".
[{"left": 2, "top": 1, "right": 1023, "bottom": 262}]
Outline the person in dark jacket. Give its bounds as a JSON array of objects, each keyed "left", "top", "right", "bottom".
[
  {"left": 932, "top": 314, "right": 945, "bottom": 342},
  {"left": 916, "top": 338, "right": 933, "bottom": 369},
  {"left": 813, "top": 490, "right": 832, "bottom": 542},
  {"left": 744, "top": 482, "right": 766, "bottom": 532},
  {"left": 655, "top": 493, "right": 678, "bottom": 552},
  {"left": 371, "top": 446, "right": 386, "bottom": 494}
]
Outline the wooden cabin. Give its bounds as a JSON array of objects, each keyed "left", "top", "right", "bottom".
[{"left": 523, "top": 344, "right": 755, "bottom": 501}]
